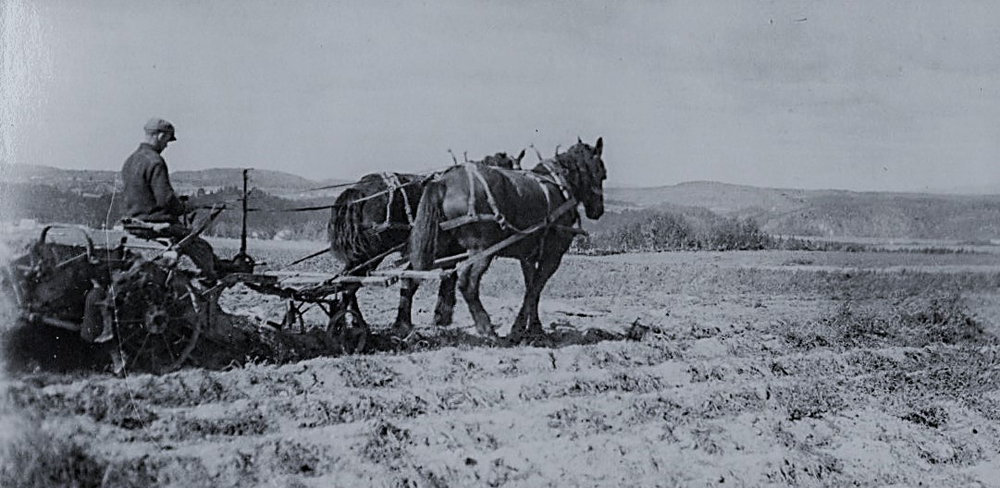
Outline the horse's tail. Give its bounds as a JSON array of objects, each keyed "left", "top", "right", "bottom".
[
  {"left": 409, "top": 180, "right": 446, "bottom": 271},
  {"left": 329, "top": 187, "right": 375, "bottom": 263}
]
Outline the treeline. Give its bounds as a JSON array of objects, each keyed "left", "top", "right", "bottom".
[
  {"left": 1, "top": 183, "right": 123, "bottom": 229},
  {"left": 572, "top": 208, "right": 775, "bottom": 254},
  {"left": 2, "top": 183, "right": 334, "bottom": 241},
  {"left": 187, "top": 186, "right": 331, "bottom": 240},
  {"left": 568, "top": 209, "right": 970, "bottom": 254},
  {"left": 762, "top": 196, "right": 1000, "bottom": 240}
]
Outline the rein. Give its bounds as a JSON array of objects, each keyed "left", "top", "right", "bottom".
[{"left": 247, "top": 177, "right": 428, "bottom": 214}]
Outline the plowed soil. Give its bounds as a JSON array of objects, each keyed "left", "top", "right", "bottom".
[{"left": 4, "top": 243, "right": 1000, "bottom": 487}]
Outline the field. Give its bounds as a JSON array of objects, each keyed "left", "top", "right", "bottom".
[{"left": 3, "top": 236, "right": 1000, "bottom": 487}]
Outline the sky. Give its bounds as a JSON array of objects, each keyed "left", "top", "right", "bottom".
[{"left": 2, "top": 0, "right": 999, "bottom": 192}]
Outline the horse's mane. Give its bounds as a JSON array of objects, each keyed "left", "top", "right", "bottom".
[
  {"left": 527, "top": 143, "right": 589, "bottom": 178},
  {"left": 330, "top": 172, "right": 424, "bottom": 262}
]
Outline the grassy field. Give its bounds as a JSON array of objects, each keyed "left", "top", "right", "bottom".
[{"left": 3, "top": 236, "right": 1000, "bottom": 487}]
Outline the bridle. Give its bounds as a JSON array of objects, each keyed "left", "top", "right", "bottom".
[{"left": 539, "top": 148, "right": 600, "bottom": 208}]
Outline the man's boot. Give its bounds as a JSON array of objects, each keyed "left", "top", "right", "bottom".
[
  {"left": 109, "top": 350, "right": 126, "bottom": 376},
  {"left": 216, "top": 253, "right": 255, "bottom": 275},
  {"left": 83, "top": 281, "right": 115, "bottom": 344}
]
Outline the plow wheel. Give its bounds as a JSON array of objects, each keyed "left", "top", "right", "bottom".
[
  {"left": 326, "top": 308, "right": 367, "bottom": 354},
  {"left": 109, "top": 262, "right": 208, "bottom": 374}
]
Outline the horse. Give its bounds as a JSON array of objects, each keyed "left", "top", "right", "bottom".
[
  {"left": 327, "top": 150, "right": 525, "bottom": 337},
  {"left": 405, "top": 138, "right": 606, "bottom": 342}
]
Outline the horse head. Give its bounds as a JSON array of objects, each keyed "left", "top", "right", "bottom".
[
  {"left": 479, "top": 150, "right": 526, "bottom": 170},
  {"left": 556, "top": 137, "right": 606, "bottom": 219}
]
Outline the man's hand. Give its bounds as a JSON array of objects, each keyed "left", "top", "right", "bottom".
[{"left": 178, "top": 195, "right": 197, "bottom": 216}]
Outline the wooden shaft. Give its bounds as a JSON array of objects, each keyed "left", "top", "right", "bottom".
[
  {"left": 25, "top": 313, "right": 81, "bottom": 331},
  {"left": 455, "top": 198, "right": 578, "bottom": 275},
  {"left": 240, "top": 169, "right": 249, "bottom": 256}
]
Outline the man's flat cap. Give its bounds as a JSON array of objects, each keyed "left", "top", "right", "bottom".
[{"left": 144, "top": 117, "right": 177, "bottom": 141}]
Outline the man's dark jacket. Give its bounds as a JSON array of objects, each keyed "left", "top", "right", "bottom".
[{"left": 121, "top": 143, "right": 187, "bottom": 223}]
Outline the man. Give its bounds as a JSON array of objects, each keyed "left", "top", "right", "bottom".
[{"left": 121, "top": 117, "right": 220, "bottom": 279}]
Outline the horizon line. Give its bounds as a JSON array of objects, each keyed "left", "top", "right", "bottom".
[{"left": 3, "top": 162, "right": 999, "bottom": 197}]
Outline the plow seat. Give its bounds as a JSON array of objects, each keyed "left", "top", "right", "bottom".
[
  {"left": 121, "top": 218, "right": 172, "bottom": 238},
  {"left": 120, "top": 218, "right": 175, "bottom": 248}
]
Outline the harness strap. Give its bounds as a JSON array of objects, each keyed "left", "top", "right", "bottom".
[
  {"left": 465, "top": 165, "right": 477, "bottom": 217},
  {"left": 540, "top": 159, "right": 584, "bottom": 231},
  {"left": 442, "top": 163, "right": 582, "bottom": 236},
  {"left": 379, "top": 172, "right": 396, "bottom": 223},
  {"left": 372, "top": 222, "right": 412, "bottom": 233},
  {"left": 471, "top": 164, "right": 503, "bottom": 222},
  {"left": 523, "top": 171, "right": 559, "bottom": 216},
  {"left": 378, "top": 172, "right": 416, "bottom": 227},
  {"left": 540, "top": 160, "right": 573, "bottom": 201},
  {"left": 463, "top": 163, "right": 505, "bottom": 225},
  {"left": 454, "top": 197, "right": 580, "bottom": 273}
]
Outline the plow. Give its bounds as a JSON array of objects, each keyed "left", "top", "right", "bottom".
[{"left": 1, "top": 214, "right": 402, "bottom": 373}]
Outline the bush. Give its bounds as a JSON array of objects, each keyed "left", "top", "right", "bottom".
[
  {"left": 573, "top": 210, "right": 774, "bottom": 253},
  {"left": 697, "top": 216, "right": 773, "bottom": 250}
]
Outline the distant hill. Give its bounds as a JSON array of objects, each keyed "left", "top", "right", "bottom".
[
  {"left": 172, "top": 168, "right": 317, "bottom": 190},
  {"left": 760, "top": 193, "right": 1000, "bottom": 239},
  {"left": 2, "top": 164, "right": 349, "bottom": 198},
  {"left": 607, "top": 181, "right": 811, "bottom": 214},
  {"left": 606, "top": 181, "right": 1000, "bottom": 240},
  {"left": 3, "top": 165, "right": 118, "bottom": 195}
]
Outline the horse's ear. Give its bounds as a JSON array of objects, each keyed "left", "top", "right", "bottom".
[
  {"left": 594, "top": 137, "right": 603, "bottom": 157},
  {"left": 516, "top": 149, "right": 525, "bottom": 162},
  {"left": 578, "top": 136, "right": 583, "bottom": 144}
]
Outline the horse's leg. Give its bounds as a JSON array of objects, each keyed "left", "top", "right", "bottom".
[
  {"left": 341, "top": 283, "right": 363, "bottom": 324},
  {"left": 457, "top": 253, "right": 497, "bottom": 338},
  {"left": 339, "top": 256, "right": 386, "bottom": 329},
  {"left": 392, "top": 278, "right": 418, "bottom": 336},
  {"left": 521, "top": 243, "right": 569, "bottom": 338},
  {"left": 434, "top": 266, "right": 458, "bottom": 326},
  {"left": 508, "top": 259, "right": 537, "bottom": 342}
]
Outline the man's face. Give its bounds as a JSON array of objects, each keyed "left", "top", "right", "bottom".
[{"left": 154, "top": 131, "right": 174, "bottom": 152}]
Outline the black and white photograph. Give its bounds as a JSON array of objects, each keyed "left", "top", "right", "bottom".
[{"left": 2, "top": 1, "right": 1000, "bottom": 486}]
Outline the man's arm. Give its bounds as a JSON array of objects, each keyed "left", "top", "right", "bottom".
[{"left": 148, "top": 162, "right": 188, "bottom": 216}]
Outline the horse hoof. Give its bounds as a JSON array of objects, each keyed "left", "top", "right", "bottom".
[
  {"left": 433, "top": 311, "right": 454, "bottom": 326},
  {"left": 522, "top": 329, "right": 551, "bottom": 347},
  {"left": 341, "top": 326, "right": 368, "bottom": 354},
  {"left": 504, "top": 332, "right": 523, "bottom": 345}
]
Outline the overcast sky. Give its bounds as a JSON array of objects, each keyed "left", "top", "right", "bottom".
[{"left": 2, "top": 0, "right": 999, "bottom": 191}]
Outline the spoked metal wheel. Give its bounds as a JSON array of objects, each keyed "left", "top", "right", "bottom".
[
  {"left": 109, "top": 263, "right": 206, "bottom": 374},
  {"left": 326, "top": 308, "right": 367, "bottom": 355}
]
